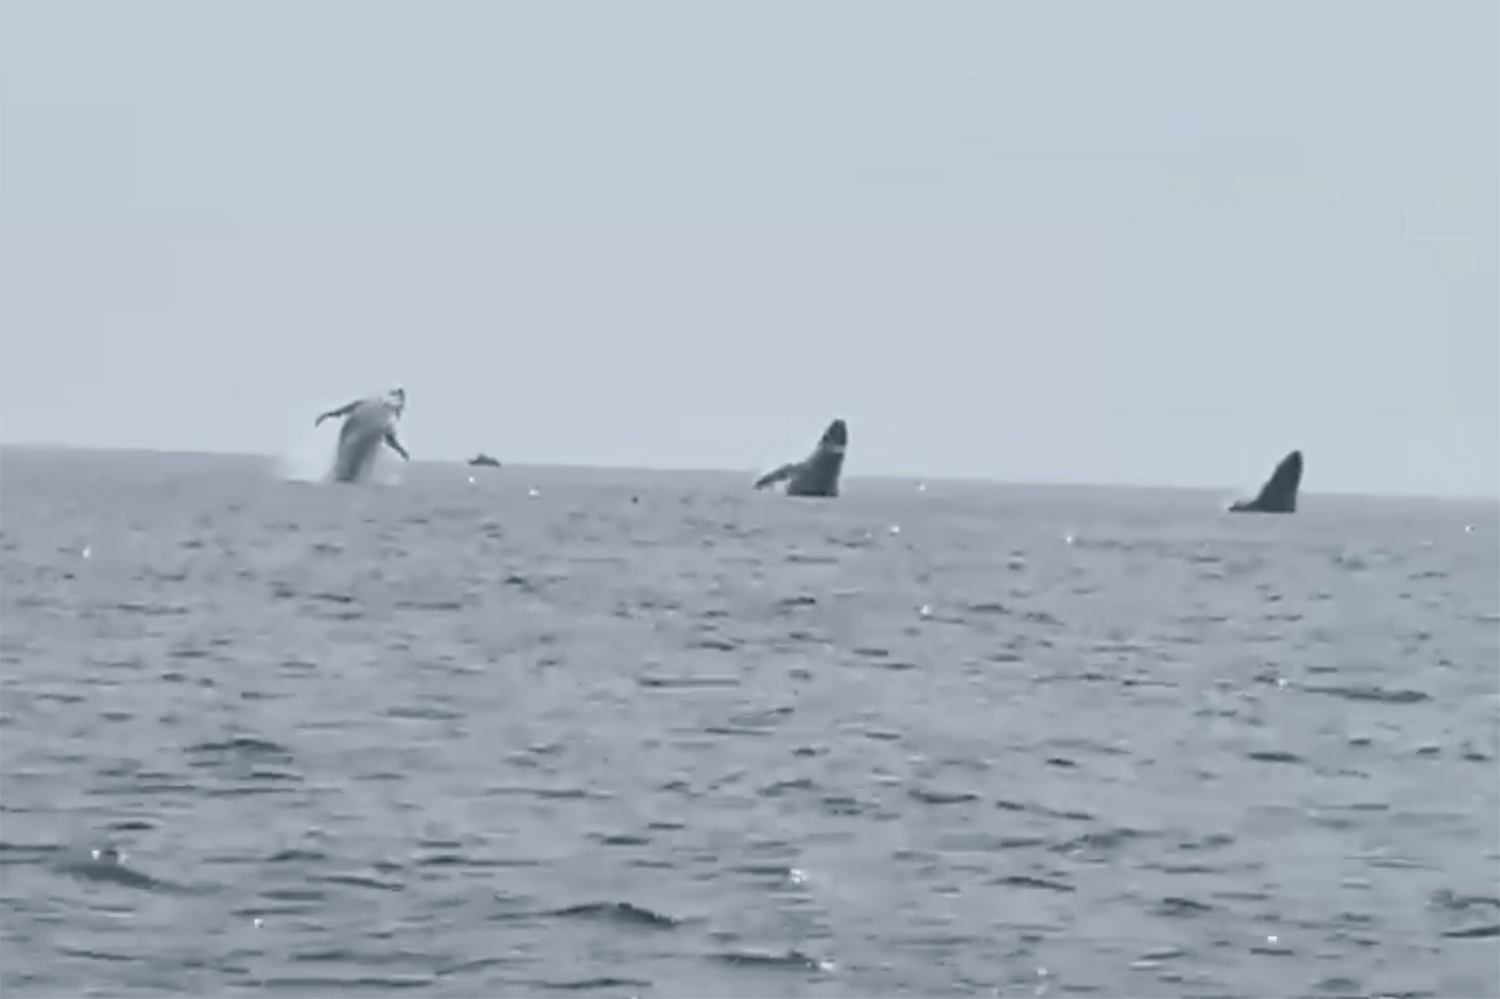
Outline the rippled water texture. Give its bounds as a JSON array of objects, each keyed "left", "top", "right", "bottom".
[{"left": 2, "top": 448, "right": 1497, "bottom": 998}]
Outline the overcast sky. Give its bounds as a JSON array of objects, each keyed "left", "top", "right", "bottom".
[{"left": 2, "top": 2, "right": 1495, "bottom": 497}]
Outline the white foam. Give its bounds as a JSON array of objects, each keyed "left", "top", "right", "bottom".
[
  {"left": 273, "top": 421, "right": 408, "bottom": 487},
  {"left": 274, "top": 426, "right": 336, "bottom": 483}
]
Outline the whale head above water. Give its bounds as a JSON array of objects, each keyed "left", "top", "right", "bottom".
[{"left": 817, "top": 418, "right": 848, "bottom": 455}]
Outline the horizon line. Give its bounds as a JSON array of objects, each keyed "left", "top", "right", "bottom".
[{"left": 2, "top": 440, "right": 1495, "bottom": 506}]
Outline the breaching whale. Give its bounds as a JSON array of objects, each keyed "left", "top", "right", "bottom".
[
  {"left": 314, "top": 387, "right": 410, "bottom": 483},
  {"left": 1229, "top": 449, "right": 1303, "bottom": 514},
  {"left": 753, "top": 419, "right": 848, "bottom": 498}
]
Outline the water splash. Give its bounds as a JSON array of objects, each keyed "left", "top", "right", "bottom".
[
  {"left": 273, "top": 426, "right": 336, "bottom": 483},
  {"left": 272, "top": 426, "right": 405, "bottom": 487}
]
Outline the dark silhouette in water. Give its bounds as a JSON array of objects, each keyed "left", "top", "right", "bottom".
[
  {"left": 468, "top": 453, "right": 501, "bottom": 468},
  {"left": 1230, "top": 450, "right": 1303, "bottom": 514},
  {"left": 754, "top": 419, "right": 848, "bottom": 498}
]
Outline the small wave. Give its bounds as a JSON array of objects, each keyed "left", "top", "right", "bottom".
[
  {"left": 1441, "top": 924, "right": 1500, "bottom": 939},
  {"left": 712, "top": 948, "right": 831, "bottom": 971},
  {"left": 257, "top": 975, "right": 434, "bottom": 991},
  {"left": 637, "top": 674, "right": 740, "bottom": 689},
  {"left": 909, "top": 787, "right": 979, "bottom": 805},
  {"left": 1156, "top": 896, "right": 1214, "bottom": 916},
  {"left": 1246, "top": 749, "right": 1305, "bottom": 764},
  {"left": 990, "top": 874, "right": 1075, "bottom": 893},
  {"left": 1304, "top": 684, "right": 1431, "bottom": 704},
  {"left": 533, "top": 977, "right": 654, "bottom": 992},
  {"left": 543, "top": 901, "right": 682, "bottom": 928},
  {"left": 186, "top": 737, "right": 294, "bottom": 761},
  {"left": 316, "top": 872, "right": 404, "bottom": 892}
]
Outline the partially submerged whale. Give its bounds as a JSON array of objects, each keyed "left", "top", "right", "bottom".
[
  {"left": 754, "top": 419, "right": 848, "bottom": 498},
  {"left": 1229, "top": 449, "right": 1303, "bottom": 514},
  {"left": 315, "top": 387, "right": 410, "bottom": 483}
]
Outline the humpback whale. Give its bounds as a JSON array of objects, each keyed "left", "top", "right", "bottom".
[
  {"left": 1229, "top": 449, "right": 1303, "bottom": 514},
  {"left": 315, "top": 387, "right": 410, "bottom": 483},
  {"left": 754, "top": 419, "right": 848, "bottom": 498}
]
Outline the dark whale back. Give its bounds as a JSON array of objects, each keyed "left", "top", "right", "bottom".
[
  {"left": 1230, "top": 449, "right": 1303, "bottom": 514},
  {"left": 786, "top": 419, "right": 848, "bottom": 498}
]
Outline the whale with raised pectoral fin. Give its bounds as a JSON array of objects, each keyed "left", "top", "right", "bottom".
[
  {"left": 314, "top": 387, "right": 410, "bottom": 483},
  {"left": 754, "top": 419, "right": 848, "bottom": 498}
]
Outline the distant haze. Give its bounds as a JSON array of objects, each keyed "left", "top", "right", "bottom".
[{"left": 2, "top": 3, "right": 1495, "bottom": 498}]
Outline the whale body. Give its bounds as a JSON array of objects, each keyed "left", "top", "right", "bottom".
[
  {"left": 314, "top": 388, "right": 409, "bottom": 483},
  {"left": 754, "top": 419, "right": 848, "bottom": 498},
  {"left": 1229, "top": 450, "right": 1303, "bottom": 514}
]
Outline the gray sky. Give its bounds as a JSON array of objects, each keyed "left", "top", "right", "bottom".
[{"left": 2, "top": 2, "right": 1495, "bottom": 498}]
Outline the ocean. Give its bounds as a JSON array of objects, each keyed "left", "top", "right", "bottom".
[{"left": 1, "top": 447, "right": 1496, "bottom": 999}]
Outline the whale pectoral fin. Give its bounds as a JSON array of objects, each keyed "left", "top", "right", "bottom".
[
  {"left": 754, "top": 463, "right": 798, "bottom": 490},
  {"left": 316, "top": 400, "right": 360, "bottom": 427},
  {"left": 383, "top": 429, "right": 410, "bottom": 461}
]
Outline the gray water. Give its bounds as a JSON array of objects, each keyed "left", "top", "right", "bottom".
[{"left": 2, "top": 447, "right": 1497, "bottom": 999}]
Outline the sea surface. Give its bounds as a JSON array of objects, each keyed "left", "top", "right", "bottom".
[{"left": 2, "top": 447, "right": 1497, "bottom": 999}]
